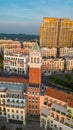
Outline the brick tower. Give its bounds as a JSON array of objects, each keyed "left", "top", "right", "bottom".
[
  {"left": 29, "top": 42, "right": 42, "bottom": 85},
  {"left": 27, "top": 42, "right": 42, "bottom": 115}
]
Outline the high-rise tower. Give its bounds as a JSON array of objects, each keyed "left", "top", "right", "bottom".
[
  {"left": 40, "top": 17, "right": 73, "bottom": 48},
  {"left": 40, "top": 17, "right": 59, "bottom": 48}
]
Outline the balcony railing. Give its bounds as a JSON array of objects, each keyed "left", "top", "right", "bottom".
[{"left": 6, "top": 104, "right": 25, "bottom": 108}]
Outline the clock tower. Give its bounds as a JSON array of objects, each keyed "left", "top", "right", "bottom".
[
  {"left": 27, "top": 42, "right": 42, "bottom": 115},
  {"left": 29, "top": 42, "right": 42, "bottom": 85}
]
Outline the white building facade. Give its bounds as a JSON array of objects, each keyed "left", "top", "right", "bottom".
[
  {"left": 3, "top": 49, "right": 29, "bottom": 74},
  {"left": 0, "top": 82, "right": 26, "bottom": 125}
]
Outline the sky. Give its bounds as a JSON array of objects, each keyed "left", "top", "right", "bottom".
[{"left": 0, "top": 0, "right": 73, "bottom": 34}]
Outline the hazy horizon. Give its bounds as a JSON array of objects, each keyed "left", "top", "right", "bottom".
[{"left": 0, "top": 0, "right": 73, "bottom": 34}]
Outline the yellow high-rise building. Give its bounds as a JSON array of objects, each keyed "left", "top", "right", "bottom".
[
  {"left": 40, "top": 17, "right": 73, "bottom": 48},
  {"left": 58, "top": 19, "right": 73, "bottom": 47}
]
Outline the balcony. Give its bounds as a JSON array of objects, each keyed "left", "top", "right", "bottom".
[
  {"left": 51, "top": 103, "right": 66, "bottom": 114},
  {"left": 53, "top": 120, "right": 73, "bottom": 130},
  {"left": 6, "top": 103, "right": 25, "bottom": 108},
  {"left": 65, "top": 119, "right": 73, "bottom": 129},
  {"left": 56, "top": 110, "right": 60, "bottom": 113},
  {"left": 41, "top": 107, "right": 50, "bottom": 117},
  {"left": 61, "top": 112, "right": 66, "bottom": 116}
]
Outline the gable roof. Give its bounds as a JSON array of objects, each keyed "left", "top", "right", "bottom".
[{"left": 45, "top": 88, "right": 73, "bottom": 107}]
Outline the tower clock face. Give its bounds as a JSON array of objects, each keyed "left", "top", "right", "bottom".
[
  {"left": 31, "top": 51, "right": 39, "bottom": 56},
  {"left": 34, "top": 51, "right": 39, "bottom": 55}
]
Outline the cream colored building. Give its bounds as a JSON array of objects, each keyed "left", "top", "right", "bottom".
[
  {"left": 60, "top": 47, "right": 73, "bottom": 57},
  {"left": 4, "top": 48, "right": 30, "bottom": 55},
  {"left": 3, "top": 49, "right": 29, "bottom": 74},
  {"left": 66, "top": 58, "right": 73, "bottom": 71},
  {"left": 42, "top": 58, "right": 64, "bottom": 72},
  {"left": 23, "top": 41, "right": 34, "bottom": 48},
  {"left": 41, "top": 47, "right": 57, "bottom": 58},
  {"left": 0, "top": 40, "right": 21, "bottom": 54},
  {"left": 0, "top": 82, "right": 26, "bottom": 125}
]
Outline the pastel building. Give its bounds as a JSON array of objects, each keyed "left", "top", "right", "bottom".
[
  {"left": 23, "top": 42, "right": 35, "bottom": 49},
  {"left": 0, "top": 40, "right": 21, "bottom": 54},
  {"left": 40, "top": 88, "right": 73, "bottom": 130},
  {"left": 42, "top": 58, "right": 64, "bottom": 72},
  {"left": 60, "top": 47, "right": 73, "bottom": 57},
  {"left": 3, "top": 49, "right": 29, "bottom": 74},
  {"left": 0, "top": 41, "right": 73, "bottom": 130},
  {"left": 4, "top": 48, "right": 30, "bottom": 55},
  {"left": 0, "top": 82, "right": 26, "bottom": 125},
  {"left": 65, "top": 58, "right": 73, "bottom": 71},
  {"left": 41, "top": 47, "right": 57, "bottom": 58}
]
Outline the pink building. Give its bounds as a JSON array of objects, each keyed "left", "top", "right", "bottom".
[{"left": 40, "top": 88, "right": 73, "bottom": 130}]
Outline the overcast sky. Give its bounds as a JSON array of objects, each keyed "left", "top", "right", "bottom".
[{"left": 0, "top": 0, "right": 73, "bottom": 34}]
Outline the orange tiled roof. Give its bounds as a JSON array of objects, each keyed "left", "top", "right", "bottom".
[
  {"left": 45, "top": 88, "right": 73, "bottom": 107},
  {"left": 68, "top": 98, "right": 73, "bottom": 108},
  {"left": 0, "top": 76, "right": 29, "bottom": 84}
]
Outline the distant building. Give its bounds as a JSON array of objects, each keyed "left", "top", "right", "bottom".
[
  {"left": 41, "top": 47, "right": 57, "bottom": 58},
  {"left": 0, "top": 39, "right": 21, "bottom": 54},
  {"left": 4, "top": 49, "right": 29, "bottom": 74},
  {"left": 65, "top": 58, "right": 73, "bottom": 71},
  {"left": 60, "top": 47, "right": 73, "bottom": 57},
  {"left": 40, "top": 17, "right": 59, "bottom": 48},
  {"left": 42, "top": 58, "right": 64, "bottom": 72},
  {"left": 40, "top": 17, "right": 73, "bottom": 48},
  {"left": 23, "top": 41, "right": 34, "bottom": 49}
]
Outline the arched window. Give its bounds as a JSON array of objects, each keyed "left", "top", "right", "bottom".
[
  {"left": 31, "top": 57, "right": 33, "bottom": 63},
  {"left": 37, "top": 58, "right": 39, "bottom": 63},
  {"left": 34, "top": 57, "right": 36, "bottom": 63}
]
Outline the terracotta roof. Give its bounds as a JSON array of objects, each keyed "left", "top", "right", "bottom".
[
  {"left": 45, "top": 88, "right": 73, "bottom": 107},
  {"left": 68, "top": 98, "right": 73, "bottom": 108},
  {"left": 0, "top": 76, "right": 29, "bottom": 84}
]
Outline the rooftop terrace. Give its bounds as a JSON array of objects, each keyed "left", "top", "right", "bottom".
[{"left": 0, "top": 81, "right": 24, "bottom": 91}]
